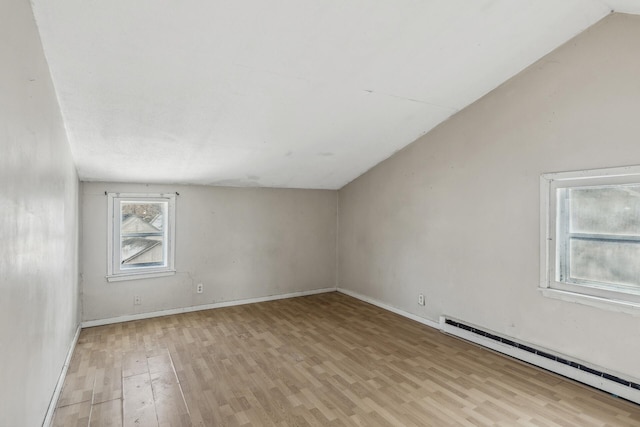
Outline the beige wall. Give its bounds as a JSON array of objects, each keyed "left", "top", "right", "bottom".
[
  {"left": 338, "top": 13, "right": 640, "bottom": 381},
  {"left": 0, "top": 0, "right": 80, "bottom": 425},
  {"left": 82, "top": 182, "right": 337, "bottom": 321}
]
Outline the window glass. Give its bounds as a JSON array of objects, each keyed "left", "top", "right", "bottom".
[
  {"left": 107, "top": 193, "right": 176, "bottom": 281},
  {"left": 569, "top": 185, "right": 640, "bottom": 236},
  {"left": 541, "top": 167, "right": 640, "bottom": 312},
  {"left": 555, "top": 183, "right": 640, "bottom": 291},
  {"left": 120, "top": 201, "right": 167, "bottom": 268},
  {"left": 569, "top": 239, "right": 640, "bottom": 289}
]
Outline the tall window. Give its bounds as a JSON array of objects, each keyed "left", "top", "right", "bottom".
[
  {"left": 107, "top": 193, "right": 176, "bottom": 282},
  {"left": 541, "top": 166, "right": 640, "bottom": 311}
]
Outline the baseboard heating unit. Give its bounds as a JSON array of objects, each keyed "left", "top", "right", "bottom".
[{"left": 440, "top": 316, "right": 640, "bottom": 405}]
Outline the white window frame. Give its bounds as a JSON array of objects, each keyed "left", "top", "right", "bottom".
[
  {"left": 107, "top": 192, "right": 176, "bottom": 282},
  {"left": 540, "top": 165, "right": 640, "bottom": 315}
]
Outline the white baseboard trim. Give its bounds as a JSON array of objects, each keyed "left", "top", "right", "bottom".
[
  {"left": 81, "top": 287, "right": 337, "bottom": 328},
  {"left": 43, "top": 324, "right": 82, "bottom": 427},
  {"left": 337, "top": 287, "right": 640, "bottom": 405},
  {"left": 337, "top": 288, "right": 440, "bottom": 329},
  {"left": 440, "top": 317, "right": 640, "bottom": 405},
  {"left": 74, "top": 287, "right": 640, "bottom": 407}
]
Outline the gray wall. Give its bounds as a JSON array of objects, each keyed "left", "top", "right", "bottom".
[
  {"left": 0, "top": 0, "right": 80, "bottom": 425},
  {"left": 338, "top": 13, "right": 640, "bottom": 381},
  {"left": 82, "top": 183, "right": 336, "bottom": 321}
]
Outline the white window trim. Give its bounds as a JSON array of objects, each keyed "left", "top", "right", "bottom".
[
  {"left": 540, "top": 165, "right": 640, "bottom": 315},
  {"left": 106, "top": 192, "right": 176, "bottom": 282}
]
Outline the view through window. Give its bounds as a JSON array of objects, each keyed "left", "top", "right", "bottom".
[
  {"left": 107, "top": 193, "right": 176, "bottom": 281},
  {"left": 120, "top": 201, "right": 167, "bottom": 268},
  {"left": 541, "top": 166, "right": 640, "bottom": 311},
  {"left": 557, "top": 185, "right": 640, "bottom": 292}
]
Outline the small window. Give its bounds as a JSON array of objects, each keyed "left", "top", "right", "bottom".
[
  {"left": 541, "top": 166, "right": 640, "bottom": 311},
  {"left": 107, "top": 193, "right": 176, "bottom": 282}
]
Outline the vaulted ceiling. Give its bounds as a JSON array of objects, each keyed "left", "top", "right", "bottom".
[{"left": 31, "top": 0, "right": 640, "bottom": 189}]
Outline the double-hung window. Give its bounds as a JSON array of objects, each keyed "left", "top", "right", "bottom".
[
  {"left": 107, "top": 193, "right": 176, "bottom": 282},
  {"left": 541, "top": 166, "right": 640, "bottom": 312}
]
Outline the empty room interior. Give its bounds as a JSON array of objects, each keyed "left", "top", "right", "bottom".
[{"left": 4, "top": 0, "right": 640, "bottom": 425}]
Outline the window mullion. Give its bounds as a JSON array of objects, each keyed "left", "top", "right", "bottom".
[
  {"left": 557, "top": 189, "right": 570, "bottom": 283},
  {"left": 568, "top": 233, "right": 640, "bottom": 243},
  {"left": 541, "top": 166, "right": 640, "bottom": 313}
]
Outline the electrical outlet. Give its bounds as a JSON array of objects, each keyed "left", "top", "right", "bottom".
[
  {"left": 134, "top": 295, "right": 141, "bottom": 305},
  {"left": 418, "top": 293, "right": 425, "bottom": 306},
  {"left": 196, "top": 283, "right": 204, "bottom": 294}
]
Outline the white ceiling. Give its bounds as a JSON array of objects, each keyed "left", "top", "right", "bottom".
[{"left": 31, "top": 0, "right": 639, "bottom": 189}]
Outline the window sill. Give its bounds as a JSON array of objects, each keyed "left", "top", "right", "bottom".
[
  {"left": 106, "top": 270, "right": 176, "bottom": 282},
  {"left": 539, "top": 287, "right": 640, "bottom": 316}
]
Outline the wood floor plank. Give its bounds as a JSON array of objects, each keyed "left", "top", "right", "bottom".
[
  {"left": 52, "top": 293, "right": 640, "bottom": 426},
  {"left": 150, "top": 370, "right": 191, "bottom": 426},
  {"left": 52, "top": 400, "right": 91, "bottom": 427},
  {"left": 89, "top": 398, "right": 123, "bottom": 427},
  {"left": 147, "top": 351, "right": 173, "bottom": 374},
  {"left": 93, "top": 364, "right": 123, "bottom": 404},
  {"left": 123, "top": 372, "right": 158, "bottom": 427},
  {"left": 57, "top": 365, "right": 96, "bottom": 407},
  {"left": 122, "top": 350, "right": 149, "bottom": 378}
]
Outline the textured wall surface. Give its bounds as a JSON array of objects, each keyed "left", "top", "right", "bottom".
[
  {"left": 0, "top": 0, "right": 80, "bottom": 425},
  {"left": 82, "top": 183, "right": 336, "bottom": 321},
  {"left": 338, "top": 13, "right": 640, "bottom": 381}
]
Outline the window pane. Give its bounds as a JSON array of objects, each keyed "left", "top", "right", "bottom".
[
  {"left": 570, "top": 238, "right": 640, "bottom": 288},
  {"left": 569, "top": 185, "right": 640, "bottom": 235},
  {"left": 120, "top": 201, "right": 166, "bottom": 267}
]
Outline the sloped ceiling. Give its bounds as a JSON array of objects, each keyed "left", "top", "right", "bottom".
[{"left": 31, "top": 0, "right": 637, "bottom": 189}]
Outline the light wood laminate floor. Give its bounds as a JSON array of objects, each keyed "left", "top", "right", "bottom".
[{"left": 52, "top": 292, "right": 640, "bottom": 426}]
